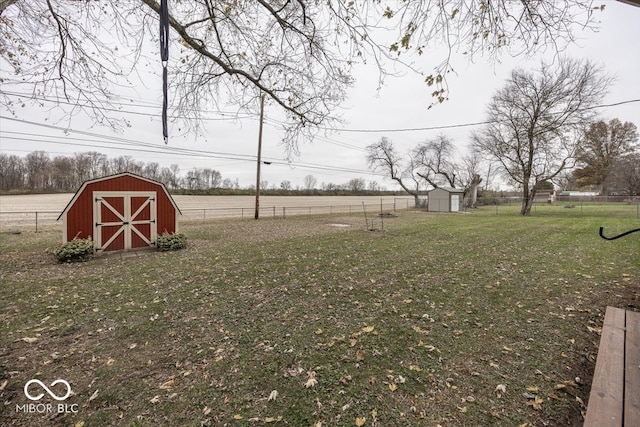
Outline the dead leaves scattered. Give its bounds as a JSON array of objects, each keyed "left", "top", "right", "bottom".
[
  {"left": 304, "top": 371, "right": 318, "bottom": 388},
  {"left": 495, "top": 384, "right": 507, "bottom": 398}
]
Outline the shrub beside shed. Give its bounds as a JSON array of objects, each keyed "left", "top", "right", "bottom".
[
  {"left": 428, "top": 187, "right": 464, "bottom": 212},
  {"left": 58, "top": 172, "right": 181, "bottom": 253}
]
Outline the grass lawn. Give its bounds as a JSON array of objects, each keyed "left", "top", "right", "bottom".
[{"left": 1, "top": 208, "right": 638, "bottom": 426}]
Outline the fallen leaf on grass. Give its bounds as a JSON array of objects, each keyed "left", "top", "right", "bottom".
[
  {"left": 355, "top": 417, "right": 366, "bottom": 426},
  {"left": 21, "top": 337, "right": 38, "bottom": 343},
  {"left": 88, "top": 389, "right": 99, "bottom": 402},
  {"left": 388, "top": 383, "right": 397, "bottom": 392},
  {"left": 284, "top": 362, "right": 304, "bottom": 378},
  {"left": 362, "top": 326, "right": 375, "bottom": 333},
  {"left": 304, "top": 371, "right": 318, "bottom": 388},
  {"left": 268, "top": 390, "right": 278, "bottom": 401},
  {"left": 265, "top": 416, "right": 282, "bottom": 423},
  {"left": 0, "top": 380, "right": 7, "bottom": 391},
  {"left": 233, "top": 414, "right": 243, "bottom": 420},
  {"left": 203, "top": 407, "right": 211, "bottom": 415},
  {"left": 150, "top": 395, "right": 160, "bottom": 404},
  {"left": 495, "top": 384, "right": 506, "bottom": 398},
  {"left": 159, "top": 379, "right": 176, "bottom": 390},
  {"left": 74, "top": 422, "right": 85, "bottom": 427},
  {"left": 412, "top": 326, "right": 429, "bottom": 335},
  {"left": 526, "top": 395, "right": 544, "bottom": 410}
]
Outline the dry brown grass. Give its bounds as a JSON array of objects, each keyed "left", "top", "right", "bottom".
[{"left": 1, "top": 210, "right": 638, "bottom": 426}]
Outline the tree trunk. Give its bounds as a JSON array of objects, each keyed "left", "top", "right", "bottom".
[
  {"left": 467, "top": 184, "right": 479, "bottom": 208},
  {"left": 465, "top": 174, "right": 482, "bottom": 208},
  {"left": 413, "top": 194, "right": 421, "bottom": 208},
  {"left": 521, "top": 187, "right": 536, "bottom": 215}
]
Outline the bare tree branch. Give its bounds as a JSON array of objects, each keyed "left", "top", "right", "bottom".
[
  {"left": 1, "top": 0, "right": 604, "bottom": 151},
  {"left": 473, "top": 57, "right": 612, "bottom": 215}
]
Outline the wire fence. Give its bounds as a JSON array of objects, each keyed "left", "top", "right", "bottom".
[
  {"left": 0, "top": 198, "right": 414, "bottom": 232},
  {"left": 180, "top": 198, "right": 412, "bottom": 222},
  {"left": 469, "top": 196, "right": 640, "bottom": 219},
  {"left": 0, "top": 210, "right": 61, "bottom": 232},
  {"left": 1, "top": 196, "right": 637, "bottom": 233}
]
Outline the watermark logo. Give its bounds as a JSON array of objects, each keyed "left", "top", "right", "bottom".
[
  {"left": 24, "top": 379, "right": 72, "bottom": 401},
  {"left": 16, "top": 379, "right": 78, "bottom": 414}
]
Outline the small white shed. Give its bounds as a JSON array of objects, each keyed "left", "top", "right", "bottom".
[{"left": 428, "top": 187, "right": 464, "bottom": 212}]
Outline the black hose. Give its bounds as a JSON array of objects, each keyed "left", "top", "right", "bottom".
[
  {"left": 599, "top": 227, "right": 640, "bottom": 240},
  {"left": 160, "top": 0, "right": 169, "bottom": 144}
]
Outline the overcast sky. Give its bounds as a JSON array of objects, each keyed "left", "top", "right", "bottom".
[{"left": 1, "top": 1, "right": 639, "bottom": 191}]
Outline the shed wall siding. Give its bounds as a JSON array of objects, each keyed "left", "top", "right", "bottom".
[
  {"left": 429, "top": 189, "right": 449, "bottom": 212},
  {"left": 428, "top": 188, "right": 464, "bottom": 212},
  {"left": 64, "top": 174, "right": 177, "bottom": 245}
]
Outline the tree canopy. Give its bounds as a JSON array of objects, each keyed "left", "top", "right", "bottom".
[
  {"left": 472, "top": 57, "right": 611, "bottom": 215},
  {"left": 573, "top": 119, "right": 639, "bottom": 194},
  {"left": 0, "top": 1, "right": 603, "bottom": 149}
]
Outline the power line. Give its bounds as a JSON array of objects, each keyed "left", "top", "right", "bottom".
[
  {"left": 2, "top": 90, "right": 371, "bottom": 153},
  {"left": 0, "top": 117, "right": 380, "bottom": 176},
  {"left": 330, "top": 99, "right": 640, "bottom": 133},
  {"left": 0, "top": 90, "right": 256, "bottom": 122},
  {"left": 3, "top": 89, "right": 638, "bottom": 135}
]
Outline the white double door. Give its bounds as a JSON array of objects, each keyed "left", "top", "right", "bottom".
[{"left": 93, "top": 191, "right": 157, "bottom": 252}]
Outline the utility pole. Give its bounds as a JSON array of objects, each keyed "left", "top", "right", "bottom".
[{"left": 254, "top": 94, "right": 265, "bottom": 219}]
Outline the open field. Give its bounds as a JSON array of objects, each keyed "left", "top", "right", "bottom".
[
  {"left": 0, "top": 209, "right": 638, "bottom": 426},
  {"left": 0, "top": 194, "right": 414, "bottom": 228}
]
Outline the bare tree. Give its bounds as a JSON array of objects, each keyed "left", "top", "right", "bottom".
[
  {"left": 303, "top": 174, "right": 317, "bottom": 191},
  {"left": 413, "top": 135, "right": 459, "bottom": 189},
  {"left": 24, "top": 150, "right": 51, "bottom": 190},
  {"left": 0, "top": 1, "right": 602, "bottom": 150},
  {"left": 280, "top": 180, "right": 292, "bottom": 191},
  {"left": 573, "top": 119, "right": 639, "bottom": 195},
  {"left": 0, "top": 153, "right": 25, "bottom": 190},
  {"left": 346, "top": 177, "right": 366, "bottom": 193},
  {"left": 366, "top": 137, "right": 422, "bottom": 207},
  {"left": 606, "top": 153, "right": 640, "bottom": 196},
  {"left": 472, "top": 57, "right": 611, "bottom": 215},
  {"left": 460, "top": 148, "right": 484, "bottom": 208}
]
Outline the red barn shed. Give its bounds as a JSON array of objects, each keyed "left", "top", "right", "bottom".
[{"left": 58, "top": 172, "right": 181, "bottom": 253}]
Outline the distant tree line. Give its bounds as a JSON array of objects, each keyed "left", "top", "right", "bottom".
[
  {"left": 0, "top": 151, "right": 184, "bottom": 192},
  {"left": 0, "top": 151, "right": 395, "bottom": 196}
]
